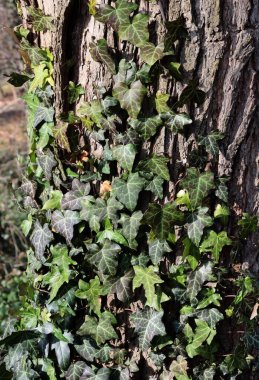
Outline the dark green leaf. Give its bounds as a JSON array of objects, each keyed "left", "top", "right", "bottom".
[
  {"left": 112, "top": 173, "right": 145, "bottom": 211},
  {"left": 30, "top": 220, "right": 53, "bottom": 260},
  {"left": 90, "top": 39, "right": 116, "bottom": 74}
]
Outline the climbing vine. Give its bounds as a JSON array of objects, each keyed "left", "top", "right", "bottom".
[{"left": 1, "top": 1, "right": 258, "bottom": 379}]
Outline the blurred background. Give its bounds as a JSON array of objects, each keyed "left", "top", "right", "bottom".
[{"left": 0, "top": 0, "right": 28, "bottom": 334}]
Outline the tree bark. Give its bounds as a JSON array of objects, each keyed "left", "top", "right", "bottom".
[{"left": 20, "top": 0, "right": 259, "bottom": 273}]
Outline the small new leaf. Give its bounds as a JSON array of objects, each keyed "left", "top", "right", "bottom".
[{"left": 200, "top": 231, "right": 232, "bottom": 262}]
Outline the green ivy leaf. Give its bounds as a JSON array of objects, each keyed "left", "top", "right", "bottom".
[
  {"left": 75, "top": 277, "right": 104, "bottom": 316},
  {"left": 238, "top": 213, "right": 258, "bottom": 238},
  {"left": 138, "top": 155, "right": 170, "bottom": 181},
  {"left": 62, "top": 179, "right": 91, "bottom": 211},
  {"left": 111, "top": 270, "right": 134, "bottom": 302},
  {"left": 146, "top": 176, "right": 164, "bottom": 199},
  {"left": 185, "top": 319, "right": 215, "bottom": 358},
  {"left": 53, "top": 123, "right": 70, "bottom": 152},
  {"left": 67, "top": 81, "right": 84, "bottom": 104},
  {"left": 51, "top": 210, "right": 80, "bottom": 244},
  {"left": 118, "top": 211, "right": 143, "bottom": 248},
  {"left": 30, "top": 221, "right": 53, "bottom": 260},
  {"left": 148, "top": 239, "right": 171, "bottom": 265},
  {"left": 196, "top": 308, "right": 224, "bottom": 328},
  {"left": 74, "top": 339, "right": 98, "bottom": 362},
  {"left": 186, "top": 262, "right": 212, "bottom": 300},
  {"left": 186, "top": 207, "right": 213, "bottom": 247},
  {"left": 43, "top": 190, "right": 63, "bottom": 210},
  {"left": 37, "top": 149, "right": 57, "bottom": 180},
  {"left": 155, "top": 92, "right": 171, "bottom": 114},
  {"left": 28, "top": 7, "right": 54, "bottom": 32},
  {"left": 28, "top": 64, "right": 48, "bottom": 93},
  {"left": 90, "top": 39, "right": 116, "bottom": 74},
  {"left": 113, "top": 80, "right": 147, "bottom": 119},
  {"left": 119, "top": 13, "right": 149, "bottom": 47},
  {"left": 95, "top": 0, "right": 138, "bottom": 30},
  {"left": 216, "top": 178, "right": 228, "bottom": 203},
  {"left": 140, "top": 42, "right": 167, "bottom": 66},
  {"left": 143, "top": 203, "right": 184, "bottom": 240},
  {"left": 77, "top": 312, "right": 118, "bottom": 345},
  {"left": 169, "top": 355, "right": 189, "bottom": 380},
  {"left": 65, "top": 361, "right": 90, "bottom": 380},
  {"left": 51, "top": 333, "right": 72, "bottom": 370},
  {"left": 37, "top": 123, "right": 53, "bottom": 149},
  {"left": 43, "top": 245, "right": 76, "bottom": 302},
  {"left": 88, "top": 240, "right": 121, "bottom": 276},
  {"left": 200, "top": 231, "right": 232, "bottom": 262},
  {"left": 112, "top": 173, "right": 145, "bottom": 211},
  {"left": 34, "top": 104, "right": 54, "bottom": 127},
  {"left": 164, "top": 112, "right": 192, "bottom": 133},
  {"left": 133, "top": 266, "right": 163, "bottom": 308},
  {"left": 137, "top": 116, "right": 163, "bottom": 140},
  {"left": 112, "top": 144, "right": 137, "bottom": 171},
  {"left": 198, "top": 131, "right": 224, "bottom": 157},
  {"left": 181, "top": 168, "right": 214, "bottom": 210},
  {"left": 130, "top": 308, "right": 166, "bottom": 351}
]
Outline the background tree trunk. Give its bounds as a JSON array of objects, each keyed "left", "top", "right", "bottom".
[{"left": 20, "top": 0, "right": 258, "bottom": 273}]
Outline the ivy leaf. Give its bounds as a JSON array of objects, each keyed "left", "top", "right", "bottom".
[
  {"left": 140, "top": 42, "right": 167, "bottom": 66},
  {"left": 138, "top": 155, "right": 170, "bottom": 181},
  {"left": 77, "top": 312, "right": 118, "bottom": 345},
  {"left": 8, "top": 72, "right": 31, "bottom": 87},
  {"left": 51, "top": 210, "right": 80, "bottom": 244},
  {"left": 111, "top": 270, "right": 134, "bottom": 302},
  {"left": 106, "top": 197, "right": 124, "bottom": 224},
  {"left": 29, "top": 63, "right": 50, "bottom": 93},
  {"left": 198, "top": 131, "right": 224, "bottom": 157},
  {"left": 30, "top": 221, "right": 53, "bottom": 260},
  {"left": 130, "top": 308, "right": 166, "bottom": 351},
  {"left": 34, "top": 104, "right": 54, "bottom": 127},
  {"left": 178, "top": 80, "right": 206, "bottom": 107},
  {"left": 118, "top": 211, "right": 143, "bottom": 248},
  {"left": 28, "top": 7, "right": 54, "bottom": 32},
  {"left": 113, "top": 80, "right": 147, "bottom": 119},
  {"left": 186, "top": 319, "right": 215, "bottom": 358},
  {"left": 88, "top": 240, "right": 121, "bottom": 276},
  {"left": 133, "top": 266, "right": 163, "bottom": 307},
  {"left": 186, "top": 207, "right": 213, "bottom": 246},
  {"left": 196, "top": 308, "right": 224, "bottom": 328},
  {"left": 90, "top": 39, "right": 116, "bottom": 74},
  {"left": 51, "top": 335, "right": 71, "bottom": 370},
  {"left": 74, "top": 339, "right": 98, "bottom": 362},
  {"left": 200, "top": 231, "right": 232, "bottom": 262},
  {"left": 37, "top": 149, "right": 57, "bottom": 180},
  {"left": 148, "top": 239, "right": 171, "bottom": 265},
  {"left": 67, "top": 81, "right": 84, "bottom": 104},
  {"left": 112, "top": 144, "right": 137, "bottom": 171},
  {"left": 186, "top": 262, "right": 212, "bottom": 300},
  {"left": 62, "top": 179, "right": 91, "bottom": 211},
  {"left": 112, "top": 173, "right": 145, "bottom": 211},
  {"left": 169, "top": 355, "right": 189, "bottom": 379},
  {"left": 43, "top": 245, "right": 76, "bottom": 302},
  {"left": 165, "top": 19, "right": 186, "bottom": 50},
  {"left": 119, "top": 13, "right": 149, "bottom": 47},
  {"left": 143, "top": 203, "right": 184, "bottom": 240},
  {"left": 137, "top": 116, "right": 163, "bottom": 140},
  {"left": 146, "top": 177, "right": 164, "bottom": 199},
  {"left": 65, "top": 361, "right": 90, "bottom": 380},
  {"left": 216, "top": 178, "right": 228, "bottom": 203},
  {"left": 43, "top": 190, "right": 63, "bottom": 210},
  {"left": 95, "top": 0, "right": 138, "bottom": 30},
  {"left": 181, "top": 168, "right": 214, "bottom": 210},
  {"left": 155, "top": 92, "right": 171, "bottom": 114},
  {"left": 164, "top": 112, "right": 192, "bottom": 133},
  {"left": 75, "top": 277, "right": 103, "bottom": 316},
  {"left": 53, "top": 123, "right": 71, "bottom": 152}
]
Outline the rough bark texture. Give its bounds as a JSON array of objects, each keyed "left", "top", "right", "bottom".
[{"left": 20, "top": 0, "right": 258, "bottom": 273}]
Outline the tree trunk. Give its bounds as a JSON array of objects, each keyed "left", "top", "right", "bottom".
[{"left": 21, "top": 0, "right": 258, "bottom": 273}]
